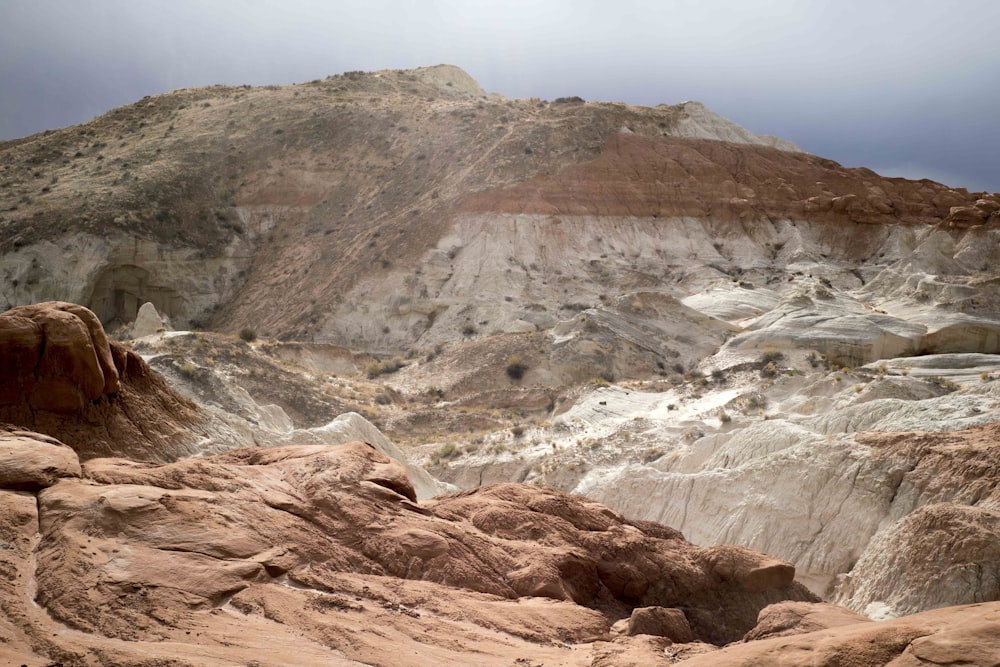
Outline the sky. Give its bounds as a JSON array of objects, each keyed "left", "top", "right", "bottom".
[{"left": 2, "top": 0, "right": 999, "bottom": 193}]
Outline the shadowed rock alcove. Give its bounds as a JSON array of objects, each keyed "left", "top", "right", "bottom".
[{"left": 87, "top": 264, "right": 186, "bottom": 327}]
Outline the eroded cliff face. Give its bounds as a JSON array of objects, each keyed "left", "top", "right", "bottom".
[{"left": 2, "top": 65, "right": 995, "bottom": 347}]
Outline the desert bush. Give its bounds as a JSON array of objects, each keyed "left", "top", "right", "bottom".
[
  {"left": 177, "top": 360, "right": 200, "bottom": 380},
  {"left": 760, "top": 348, "right": 784, "bottom": 364},
  {"left": 642, "top": 448, "right": 664, "bottom": 463},
  {"left": 461, "top": 322, "right": 476, "bottom": 336},
  {"left": 373, "top": 392, "right": 392, "bottom": 405},
  {"left": 431, "top": 442, "right": 459, "bottom": 466},
  {"left": 760, "top": 362, "right": 779, "bottom": 379},
  {"left": 239, "top": 327, "right": 257, "bottom": 343},
  {"left": 928, "top": 376, "right": 959, "bottom": 392},
  {"left": 505, "top": 355, "right": 528, "bottom": 380},
  {"left": 364, "top": 357, "right": 403, "bottom": 378}
]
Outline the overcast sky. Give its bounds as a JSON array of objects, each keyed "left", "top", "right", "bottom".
[{"left": 2, "top": 0, "right": 998, "bottom": 192}]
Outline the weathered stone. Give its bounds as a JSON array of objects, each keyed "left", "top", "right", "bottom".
[
  {"left": 0, "top": 431, "right": 81, "bottom": 490},
  {"left": 131, "top": 301, "right": 168, "bottom": 338},
  {"left": 627, "top": 606, "right": 694, "bottom": 642}
]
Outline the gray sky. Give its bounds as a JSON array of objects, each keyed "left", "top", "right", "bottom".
[{"left": 2, "top": 0, "right": 998, "bottom": 192}]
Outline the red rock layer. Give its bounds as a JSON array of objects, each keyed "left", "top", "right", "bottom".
[{"left": 464, "top": 133, "right": 994, "bottom": 227}]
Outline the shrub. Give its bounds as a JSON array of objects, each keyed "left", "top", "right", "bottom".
[
  {"left": 239, "top": 327, "right": 257, "bottom": 343},
  {"left": 760, "top": 348, "right": 784, "bottom": 364},
  {"left": 760, "top": 362, "right": 779, "bottom": 379},
  {"left": 364, "top": 358, "right": 403, "bottom": 378},
  {"left": 431, "top": 442, "right": 459, "bottom": 465},
  {"left": 505, "top": 355, "right": 528, "bottom": 380},
  {"left": 461, "top": 322, "right": 476, "bottom": 336},
  {"left": 642, "top": 447, "right": 664, "bottom": 463},
  {"left": 177, "top": 361, "right": 200, "bottom": 380}
]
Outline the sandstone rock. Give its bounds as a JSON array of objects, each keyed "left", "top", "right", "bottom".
[
  {"left": 568, "top": 392, "right": 1000, "bottom": 612},
  {"left": 677, "top": 602, "right": 1000, "bottom": 666},
  {"left": 0, "top": 302, "right": 205, "bottom": 461},
  {"left": 0, "top": 430, "right": 81, "bottom": 490},
  {"left": 284, "top": 411, "right": 455, "bottom": 499},
  {"left": 743, "top": 601, "right": 870, "bottom": 641},
  {"left": 627, "top": 606, "right": 694, "bottom": 642},
  {"left": 19, "top": 439, "right": 817, "bottom": 665},
  {"left": 1, "top": 301, "right": 119, "bottom": 412},
  {"left": 131, "top": 301, "right": 168, "bottom": 338}
]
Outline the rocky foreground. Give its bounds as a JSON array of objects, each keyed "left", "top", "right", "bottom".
[{"left": 3, "top": 304, "right": 1000, "bottom": 665}]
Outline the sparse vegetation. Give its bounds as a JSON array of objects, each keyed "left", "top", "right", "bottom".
[
  {"left": 760, "top": 348, "right": 783, "bottom": 364},
  {"left": 927, "top": 376, "right": 959, "bottom": 392},
  {"left": 365, "top": 357, "right": 403, "bottom": 378},
  {"left": 177, "top": 360, "right": 200, "bottom": 380},
  {"left": 431, "top": 442, "right": 459, "bottom": 465},
  {"left": 641, "top": 447, "right": 664, "bottom": 463},
  {"left": 239, "top": 327, "right": 257, "bottom": 343},
  {"left": 505, "top": 355, "right": 528, "bottom": 380}
]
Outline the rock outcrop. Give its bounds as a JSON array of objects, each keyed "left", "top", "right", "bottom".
[
  {"left": 0, "top": 302, "right": 204, "bottom": 460},
  {"left": 834, "top": 503, "right": 1000, "bottom": 619},
  {"left": 131, "top": 300, "right": 169, "bottom": 338},
  {"left": 1, "top": 430, "right": 817, "bottom": 665},
  {"left": 680, "top": 601, "right": 1000, "bottom": 666}
]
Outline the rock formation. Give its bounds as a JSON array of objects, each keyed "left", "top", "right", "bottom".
[
  {"left": 0, "top": 301, "right": 204, "bottom": 460},
  {"left": 1, "top": 417, "right": 820, "bottom": 664},
  {"left": 131, "top": 300, "right": 169, "bottom": 338},
  {"left": 681, "top": 601, "right": 1000, "bottom": 666}
]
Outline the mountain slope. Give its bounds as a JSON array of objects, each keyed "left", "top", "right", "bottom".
[{"left": 1, "top": 65, "right": 994, "bottom": 347}]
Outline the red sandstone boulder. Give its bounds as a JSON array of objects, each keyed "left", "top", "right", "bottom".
[
  {"left": 0, "top": 302, "right": 203, "bottom": 460},
  {"left": 0, "top": 301, "right": 119, "bottom": 412},
  {"left": 627, "top": 605, "right": 695, "bottom": 642}
]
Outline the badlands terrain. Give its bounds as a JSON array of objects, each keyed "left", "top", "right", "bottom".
[{"left": 2, "top": 65, "right": 1000, "bottom": 664}]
